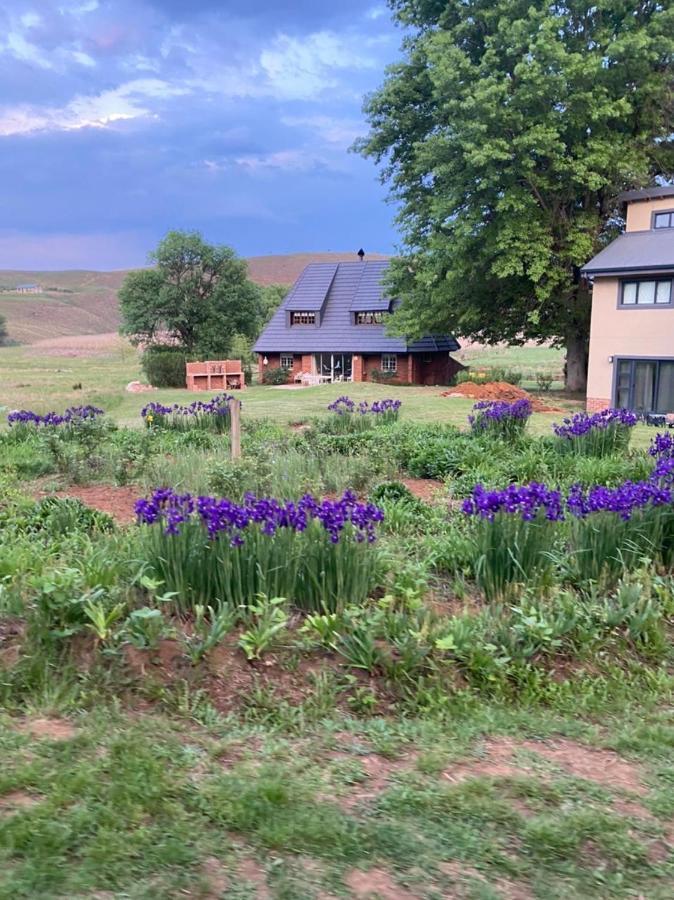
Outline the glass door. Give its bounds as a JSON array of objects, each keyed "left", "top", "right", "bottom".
[
  {"left": 615, "top": 359, "right": 674, "bottom": 414},
  {"left": 315, "top": 354, "right": 353, "bottom": 382}
]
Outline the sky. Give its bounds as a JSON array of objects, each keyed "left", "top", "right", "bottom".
[{"left": 0, "top": 0, "right": 401, "bottom": 270}]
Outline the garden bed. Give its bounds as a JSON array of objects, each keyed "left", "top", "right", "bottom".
[{"left": 441, "top": 380, "right": 561, "bottom": 412}]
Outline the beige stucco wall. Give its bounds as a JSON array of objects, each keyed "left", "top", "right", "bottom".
[
  {"left": 626, "top": 197, "right": 674, "bottom": 232},
  {"left": 586, "top": 276, "right": 674, "bottom": 406}
]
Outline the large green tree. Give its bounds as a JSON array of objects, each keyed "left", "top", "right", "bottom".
[
  {"left": 119, "top": 231, "right": 263, "bottom": 358},
  {"left": 0, "top": 313, "right": 7, "bottom": 346},
  {"left": 359, "top": 0, "right": 674, "bottom": 390}
]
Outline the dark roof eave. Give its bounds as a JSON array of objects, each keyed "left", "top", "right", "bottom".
[{"left": 583, "top": 264, "right": 674, "bottom": 276}]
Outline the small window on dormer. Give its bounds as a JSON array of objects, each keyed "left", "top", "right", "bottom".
[
  {"left": 355, "top": 311, "right": 385, "bottom": 325},
  {"left": 654, "top": 211, "right": 674, "bottom": 229},
  {"left": 291, "top": 311, "right": 316, "bottom": 325}
]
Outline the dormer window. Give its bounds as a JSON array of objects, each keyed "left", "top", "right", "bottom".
[
  {"left": 654, "top": 210, "right": 674, "bottom": 229},
  {"left": 291, "top": 311, "right": 316, "bottom": 325},
  {"left": 355, "top": 311, "right": 385, "bottom": 325}
]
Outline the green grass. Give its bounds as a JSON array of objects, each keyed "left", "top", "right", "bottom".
[
  {"left": 0, "top": 690, "right": 672, "bottom": 899},
  {"left": 0, "top": 342, "right": 578, "bottom": 431}
]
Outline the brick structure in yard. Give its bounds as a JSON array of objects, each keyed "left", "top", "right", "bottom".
[{"left": 254, "top": 258, "right": 463, "bottom": 386}]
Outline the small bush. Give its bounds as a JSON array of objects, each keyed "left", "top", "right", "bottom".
[
  {"left": 369, "top": 368, "right": 396, "bottom": 383},
  {"left": 262, "top": 366, "right": 290, "bottom": 385},
  {"left": 456, "top": 367, "right": 523, "bottom": 386},
  {"left": 141, "top": 347, "right": 188, "bottom": 388},
  {"left": 536, "top": 372, "right": 554, "bottom": 392}
]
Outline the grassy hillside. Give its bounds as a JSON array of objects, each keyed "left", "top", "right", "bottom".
[{"left": 0, "top": 252, "right": 388, "bottom": 345}]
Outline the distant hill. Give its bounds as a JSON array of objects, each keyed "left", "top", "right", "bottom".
[{"left": 0, "top": 252, "right": 388, "bottom": 345}]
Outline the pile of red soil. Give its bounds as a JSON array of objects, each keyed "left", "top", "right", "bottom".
[{"left": 440, "top": 381, "right": 561, "bottom": 413}]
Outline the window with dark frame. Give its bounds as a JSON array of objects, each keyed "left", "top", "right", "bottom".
[
  {"left": 616, "top": 358, "right": 674, "bottom": 414},
  {"left": 654, "top": 210, "right": 674, "bottom": 229},
  {"left": 381, "top": 353, "right": 397, "bottom": 373},
  {"left": 280, "top": 354, "right": 293, "bottom": 369},
  {"left": 620, "top": 279, "right": 672, "bottom": 307},
  {"left": 355, "top": 311, "right": 385, "bottom": 324},
  {"left": 290, "top": 311, "right": 316, "bottom": 325}
]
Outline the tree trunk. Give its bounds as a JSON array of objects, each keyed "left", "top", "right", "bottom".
[{"left": 564, "top": 329, "right": 588, "bottom": 393}]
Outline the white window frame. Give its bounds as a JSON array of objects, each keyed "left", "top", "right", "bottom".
[
  {"left": 381, "top": 353, "right": 397, "bottom": 373},
  {"left": 290, "top": 311, "right": 316, "bottom": 325},
  {"left": 280, "top": 354, "right": 294, "bottom": 369},
  {"left": 355, "top": 311, "right": 385, "bottom": 325}
]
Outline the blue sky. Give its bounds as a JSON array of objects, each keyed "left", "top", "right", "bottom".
[{"left": 0, "top": 0, "right": 400, "bottom": 269}]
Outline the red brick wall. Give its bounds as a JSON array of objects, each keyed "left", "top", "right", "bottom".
[
  {"left": 258, "top": 353, "right": 303, "bottom": 383},
  {"left": 587, "top": 397, "right": 611, "bottom": 412},
  {"left": 361, "top": 352, "right": 464, "bottom": 385}
]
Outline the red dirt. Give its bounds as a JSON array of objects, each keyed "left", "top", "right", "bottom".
[
  {"left": 331, "top": 749, "right": 419, "bottom": 811},
  {"left": 345, "top": 867, "right": 420, "bottom": 900},
  {"left": 440, "top": 381, "right": 561, "bottom": 413},
  {"left": 400, "top": 478, "right": 445, "bottom": 502},
  {"left": 442, "top": 736, "right": 646, "bottom": 795},
  {"left": 38, "top": 484, "right": 139, "bottom": 525},
  {"left": 17, "top": 716, "right": 77, "bottom": 741},
  {"left": 0, "top": 790, "right": 42, "bottom": 814}
]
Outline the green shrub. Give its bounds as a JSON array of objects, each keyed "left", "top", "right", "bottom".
[
  {"left": 536, "top": 372, "right": 554, "bottom": 391},
  {"left": 262, "top": 366, "right": 290, "bottom": 385},
  {"left": 369, "top": 367, "right": 396, "bottom": 383},
  {"left": 141, "top": 347, "right": 189, "bottom": 388},
  {"left": 456, "top": 367, "right": 523, "bottom": 386}
]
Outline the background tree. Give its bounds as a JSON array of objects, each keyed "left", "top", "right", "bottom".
[
  {"left": 0, "top": 313, "right": 8, "bottom": 346},
  {"left": 119, "top": 231, "right": 263, "bottom": 358},
  {"left": 359, "top": 0, "right": 674, "bottom": 391}
]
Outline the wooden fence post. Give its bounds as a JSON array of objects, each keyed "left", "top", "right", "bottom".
[{"left": 230, "top": 398, "right": 241, "bottom": 460}]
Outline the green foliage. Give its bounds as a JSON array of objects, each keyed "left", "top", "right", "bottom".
[
  {"left": 456, "top": 367, "right": 523, "bottom": 387},
  {"left": 119, "top": 230, "right": 263, "bottom": 357},
  {"left": 20, "top": 497, "right": 115, "bottom": 537},
  {"left": 141, "top": 346, "right": 189, "bottom": 388},
  {"left": 185, "top": 603, "right": 237, "bottom": 663},
  {"left": 471, "top": 514, "right": 561, "bottom": 602},
  {"left": 359, "top": 1, "right": 674, "bottom": 389},
  {"left": 536, "top": 372, "right": 554, "bottom": 392},
  {"left": 0, "top": 312, "right": 8, "bottom": 345},
  {"left": 238, "top": 595, "right": 288, "bottom": 660},
  {"left": 123, "top": 607, "right": 167, "bottom": 649},
  {"left": 368, "top": 367, "right": 397, "bottom": 383},
  {"left": 262, "top": 365, "right": 290, "bottom": 385}
]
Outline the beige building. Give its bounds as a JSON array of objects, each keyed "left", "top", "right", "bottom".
[{"left": 583, "top": 185, "right": 674, "bottom": 414}]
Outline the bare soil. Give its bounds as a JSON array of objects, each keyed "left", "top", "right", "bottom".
[
  {"left": 400, "top": 478, "right": 445, "bottom": 503},
  {"left": 443, "top": 736, "right": 647, "bottom": 794},
  {"left": 332, "top": 749, "right": 419, "bottom": 812},
  {"left": 235, "top": 857, "right": 270, "bottom": 899},
  {"left": 0, "top": 790, "right": 42, "bottom": 814},
  {"left": 440, "top": 381, "right": 561, "bottom": 413},
  {"left": 38, "top": 484, "right": 140, "bottom": 525},
  {"left": 17, "top": 716, "right": 77, "bottom": 741},
  {"left": 345, "top": 867, "right": 420, "bottom": 900}
]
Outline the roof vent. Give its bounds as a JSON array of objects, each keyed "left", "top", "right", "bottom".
[{"left": 357, "top": 248, "right": 365, "bottom": 261}]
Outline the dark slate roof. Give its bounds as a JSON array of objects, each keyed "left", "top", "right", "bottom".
[
  {"left": 349, "top": 260, "right": 391, "bottom": 312},
  {"left": 619, "top": 185, "right": 674, "bottom": 204},
  {"left": 283, "top": 263, "right": 337, "bottom": 311},
  {"left": 582, "top": 230, "right": 674, "bottom": 276},
  {"left": 253, "top": 261, "right": 460, "bottom": 354}
]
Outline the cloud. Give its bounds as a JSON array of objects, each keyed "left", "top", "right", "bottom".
[
  {"left": 260, "top": 31, "right": 378, "bottom": 100},
  {"left": 0, "top": 79, "right": 187, "bottom": 136},
  {"left": 281, "top": 114, "right": 362, "bottom": 149},
  {"left": 3, "top": 30, "right": 52, "bottom": 69}
]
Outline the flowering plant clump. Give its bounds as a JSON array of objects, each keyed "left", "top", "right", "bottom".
[
  {"left": 468, "top": 399, "right": 532, "bottom": 441},
  {"left": 141, "top": 394, "right": 234, "bottom": 432},
  {"left": 463, "top": 476, "right": 674, "bottom": 595},
  {"left": 7, "top": 405, "right": 104, "bottom": 429},
  {"left": 135, "top": 488, "right": 385, "bottom": 613},
  {"left": 327, "top": 396, "right": 402, "bottom": 431},
  {"left": 552, "top": 408, "right": 637, "bottom": 456}
]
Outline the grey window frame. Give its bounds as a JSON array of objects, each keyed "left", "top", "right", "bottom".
[
  {"left": 619, "top": 278, "right": 673, "bottom": 308},
  {"left": 613, "top": 357, "right": 674, "bottom": 413},
  {"left": 652, "top": 209, "right": 674, "bottom": 229}
]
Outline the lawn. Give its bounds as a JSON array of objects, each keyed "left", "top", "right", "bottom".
[{"left": 0, "top": 341, "right": 672, "bottom": 898}]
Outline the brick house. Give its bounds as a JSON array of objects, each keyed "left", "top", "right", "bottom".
[
  {"left": 582, "top": 185, "right": 674, "bottom": 414},
  {"left": 253, "top": 259, "right": 463, "bottom": 385}
]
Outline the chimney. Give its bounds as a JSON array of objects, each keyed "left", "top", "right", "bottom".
[{"left": 357, "top": 248, "right": 365, "bottom": 261}]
